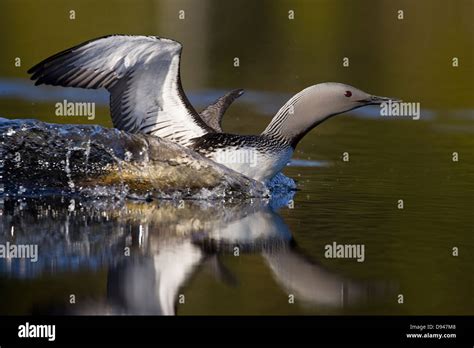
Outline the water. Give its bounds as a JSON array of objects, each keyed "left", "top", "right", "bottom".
[{"left": 0, "top": 0, "right": 473, "bottom": 315}]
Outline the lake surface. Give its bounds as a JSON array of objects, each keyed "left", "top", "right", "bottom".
[{"left": 0, "top": 0, "right": 473, "bottom": 315}]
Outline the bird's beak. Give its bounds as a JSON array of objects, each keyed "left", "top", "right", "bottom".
[{"left": 358, "top": 95, "right": 402, "bottom": 105}]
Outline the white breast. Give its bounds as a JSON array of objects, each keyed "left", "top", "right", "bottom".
[{"left": 208, "top": 147, "right": 293, "bottom": 182}]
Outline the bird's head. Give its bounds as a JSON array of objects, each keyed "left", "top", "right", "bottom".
[
  {"left": 263, "top": 82, "right": 400, "bottom": 147},
  {"left": 304, "top": 82, "right": 399, "bottom": 115}
]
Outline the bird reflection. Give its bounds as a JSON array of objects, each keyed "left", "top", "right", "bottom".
[
  {"left": 83, "top": 198, "right": 294, "bottom": 315},
  {"left": 0, "top": 195, "right": 393, "bottom": 315}
]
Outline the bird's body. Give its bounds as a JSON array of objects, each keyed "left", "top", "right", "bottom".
[
  {"left": 28, "top": 35, "right": 398, "bottom": 184},
  {"left": 192, "top": 133, "right": 293, "bottom": 181}
]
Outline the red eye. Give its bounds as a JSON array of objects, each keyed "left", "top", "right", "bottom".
[{"left": 345, "top": 91, "right": 352, "bottom": 97}]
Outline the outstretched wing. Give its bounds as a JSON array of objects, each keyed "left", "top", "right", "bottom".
[
  {"left": 199, "top": 89, "right": 244, "bottom": 132},
  {"left": 28, "top": 35, "right": 212, "bottom": 146}
]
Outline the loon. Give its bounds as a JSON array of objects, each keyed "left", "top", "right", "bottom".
[{"left": 28, "top": 35, "right": 398, "bottom": 182}]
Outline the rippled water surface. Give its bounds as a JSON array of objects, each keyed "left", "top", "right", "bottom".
[{"left": 0, "top": 0, "right": 473, "bottom": 315}]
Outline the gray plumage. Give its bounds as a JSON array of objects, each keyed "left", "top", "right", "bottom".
[
  {"left": 28, "top": 35, "right": 212, "bottom": 146},
  {"left": 199, "top": 89, "right": 244, "bottom": 132}
]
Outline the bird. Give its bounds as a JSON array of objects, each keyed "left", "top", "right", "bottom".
[{"left": 28, "top": 34, "right": 399, "bottom": 183}]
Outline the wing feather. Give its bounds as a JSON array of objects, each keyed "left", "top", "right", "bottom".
[
  {"left": 199, "top": 89, "right": 244, "bottom": 132},
  {"left": 28, "top": 35, "right": 211, "bottom": 146}
]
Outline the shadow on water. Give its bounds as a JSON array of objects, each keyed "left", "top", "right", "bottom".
[{"left": 0, "top": 195, "right": 395, "bottom": 315}]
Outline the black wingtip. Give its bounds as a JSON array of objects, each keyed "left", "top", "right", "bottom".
[
  {"left": 27, "top": 63, "right": 41, "bottom": 77},
  {"left": 229, "top": 88, "right": 244, "bottom": 99},
  {"left": 28, "top": 68, "right": 39, "bottom": 80}
]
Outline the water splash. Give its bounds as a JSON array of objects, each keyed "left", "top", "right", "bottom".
[
  {"left": 0, "top": 119, "right": 274, "bottom": 200},
  {"left": 64, "top": 147, "right": 75, "bottom": 191}
]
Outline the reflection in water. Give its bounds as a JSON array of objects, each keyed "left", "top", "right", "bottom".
[
  {"left": 0, "top": 193, "right": 393, "bottom": 315},
  {"left": 263, "top": 250, "right": 386, "bottom": 308}
]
